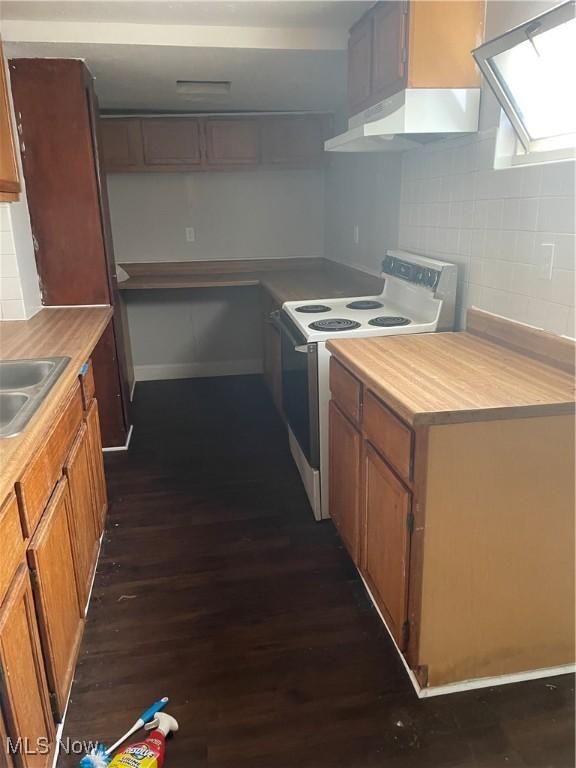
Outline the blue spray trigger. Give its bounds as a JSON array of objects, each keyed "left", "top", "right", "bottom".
[{"left": 139, "top": 697, "right": 169, "bottom": 724}]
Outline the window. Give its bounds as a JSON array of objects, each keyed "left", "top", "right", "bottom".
[{"left": 473, "top": 1, "right": 576, "bottom": 163}]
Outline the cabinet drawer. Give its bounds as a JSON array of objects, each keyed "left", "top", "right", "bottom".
[
  {"left": 16, "top": 382, "right": 83, "bottom": 537},
  {"left": 0, "top": 493, "right": 25, "bottom": 605},
  {"left": 363, "top": 391, "right": 413, "bottom": 483},
  {"left": 80, "top": 358, "right": 95, "bottom": 410},
  {"left": 330, "top": 358, "right": 362, "bottom": 425}
]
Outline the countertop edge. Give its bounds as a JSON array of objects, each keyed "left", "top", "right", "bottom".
[
  {"left": 327, "top": 338, "right": 576, "bottom": 428},
  {"left": 0, "top": 306, "right": 113, "bottom": 503}
]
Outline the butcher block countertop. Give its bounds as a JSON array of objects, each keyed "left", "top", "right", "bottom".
[
  {"left": 0, "top": 306, "right": 112, "bottom": 502},
  {"left": 327, "top": 310, "right": 575, "bottom": 427},
  {"left": 117, "top": 258, "right": 384, "bottom": 304}
]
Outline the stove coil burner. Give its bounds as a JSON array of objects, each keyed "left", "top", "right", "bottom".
[
  {"left": 368, "top": 316, "right": 411, "bottom": 327},
  {"left": 346, "top": 300, "right": 384, "bottom": 310},
  {"left": 308, "top": 318, "right": 362, "bottom": 332},
  {"left": 295, "top": 304, "right": 332, "bottom": 313}
]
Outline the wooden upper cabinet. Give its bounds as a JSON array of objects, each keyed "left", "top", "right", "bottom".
[
  {"left": 64, "top": 423, "right": 99, "bottom": 613},
  {"left": 205, "top": 119, "right": 260, "bottom": 167},
  {"left": 261, "top": 116, "right": 325, "bottom": 166},
  {"left": 27, "top": 477, "right": 84, "bottom": 721},
  {"left": 101, "top": 115, "right": 328, "bottom": 172},
  {"left": 329, "top": 402, "right": 362, "bottom": 562},
  {"left": 0, "top": 565, "right": 56, "bottom": 768},
  {"left": 362, "top": 444, "right": 412, "bottom": 649},
  {"left": 100, "top": 118, "right": 143, "bottom": 171},
  {"left": 347, "top": 14, "right": 373, "bottom": 115},
  {"left": 0, "top": 43, "right": 20, "bottom": 201},
  {"left": 347, "top": 1, "right": 484, "bottom": 116},
  {"left": 371, "top": 2, "right": 407, "bottom": 103},
  {"left": 141, "top": 118, "right": 202, "bottom": 166}
]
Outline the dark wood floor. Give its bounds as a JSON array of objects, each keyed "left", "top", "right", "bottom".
[{"left": 59, "top": 377, "right": 575, "bottom": 768}]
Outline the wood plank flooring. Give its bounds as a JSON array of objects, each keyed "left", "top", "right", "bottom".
[{"left": 58, "top": 377, "right": 575, "bottom": 768}]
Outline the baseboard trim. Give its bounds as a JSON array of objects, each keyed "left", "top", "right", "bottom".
[
  {"left": 360, "top": 573, "right": 575, "bottom": 698},
  {"left": 102, "top": 424, "right": 133, "bottom": 453},
  {"left": 134, "top": 359, "right": 263, "bottom": 382}
]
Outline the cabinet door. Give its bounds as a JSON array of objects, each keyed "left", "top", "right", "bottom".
[
  {"left": 0, "top": 564, "right": 55, "bottom": 768},
  {"left": 99, "top": 118, "right": 143, "bottom": 170},
  {"left": 63, "top": 424, "right": 99, "bottom": 613},
  {"left": 363, "top": 444, "right": 412, "bottom": 649},
  {"left": 0, "top": 706, "right": 14, "bottom": 768},
  {"left": 141, "top": 118, "right": 203, "bottom": 166},
  {"left": 85, "top": 399, "right": 108, "bottom": 536},
  {"left": 205, "top": 119, "right": 260, "bottom": 166},
  {"left": 263, "top": 320, "right": 282, "bottom": 415},
  {"left": 0, "top": 43, "right": 20, "bottom": 200},
  {"left": 27, "top": 478, "right": 84, "bottom": 721},
  {"left": 329, "top": 402, "right": 361, "bottom": 562},
  {"left": 371, "top": 1, "right": 408, "bottom": 102},
  {"left": 348, "top": 15, "right": 373, "bottom": 115},
  {"left": 261, "top": 117, "right": 325, "bottom": 166}
]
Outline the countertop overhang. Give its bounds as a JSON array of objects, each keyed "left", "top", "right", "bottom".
[
  {"left": 0, "top": 306, "right": 113, "bottom": 502},
  {"left": 327, "top": 326, "right": 576, "bottom": 427}
]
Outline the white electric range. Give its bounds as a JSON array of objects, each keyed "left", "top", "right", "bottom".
[{"left": 272, "top": 250, "right": 458, "bottom": 521}]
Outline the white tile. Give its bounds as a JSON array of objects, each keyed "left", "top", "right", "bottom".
[
  {"left": 0, "top": 228, "right": 15, "bottom": 256},
  {"left": 485, "top": 199, "right": 504, "bottom": 230},
  {"left": 540, "top": 161, "right": 576, "bottom": 197},
  {"left": 460, "top": 200, "right": 474, "bottom": 228},
  {"left": 0, "top": 205, "right": 11, "bottom": 232},
  {"left": 472, "top": 199, "right": 488, "bottom": 229},
  {"left": 516, "top": 197, "right": 539, "bottom": 231},
  {"left": 525, "top": 297, "right": 569, "bottom": 335},
  {"left": 484, "top": 229, "right": 504, "bottom": 259},
  {"left": 500, "top": 230, "right": 517, "bottom": 261},
  {"left": 458, "top": 228, "right": 473, "bottom": 257},
  {"left": 537, "top": 196, "right": 576, "bottom": 234},
  {"left": 0, "top": 276, "right": 23, "bottom": 301},
  {"left": 0, "top": 299, "right": 26, "bottom": 320},
  {"left": 0, "top": 249, "right": 19, "bottom": 278},
  {"left": 514, "top": 231, "right": 536, "bottom": 264},
  {"left": 520, "top": 164, "right": 542, "bottom": 198},
  {"left": 565, "top": 307, "right": 575, "bottom": 339},
  {"left": 501, "top": 198, "right": 520, "bottom": 230},
  {"left": 470, "top": 228, "right": 486, "bottom": 259}
]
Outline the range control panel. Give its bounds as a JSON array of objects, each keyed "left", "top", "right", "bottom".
[{"left": 382, "top": 254, "right": 440, "bottom": 289}]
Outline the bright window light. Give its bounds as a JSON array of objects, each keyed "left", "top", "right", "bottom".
[{"left": 474, "top": 1, "right": 576, "bottom": 152}]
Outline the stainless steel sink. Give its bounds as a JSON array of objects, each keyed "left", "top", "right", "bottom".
[{"left": 0, "top": 357, "right": 71, "bottom": 438}]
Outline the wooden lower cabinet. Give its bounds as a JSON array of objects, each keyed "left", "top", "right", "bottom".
[
  {"left": 0, "top": 707, "right": 14, "bottom": 768},
  {"left": 0, "top": 565, "right": 55, "bottom": 768},
  {"left": 85, "top": 399, "right": 108, "bottom": 535},
  {"left": 64, "top": 424, "right": 99, "bottom": 613},
  {"left": 263, "top": 320, "right": 282, "bottom": 415},
  {"left": 362, "top": 444, "right": 411, "bottom": 649},
  {"left": 27, "top": 478, "right": 84, "bottom": 721},
  {"left": 328, "top": 402, "right": 361, "bottom": 561}
]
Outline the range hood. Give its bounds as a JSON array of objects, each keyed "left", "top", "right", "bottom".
[{"left": 325, "top": 87, "right": 481, "bottom": 153}]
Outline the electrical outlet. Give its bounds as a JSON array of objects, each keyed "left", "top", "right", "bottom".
[
  {"left": 185, "top": 227, "right": 195, "bottom": 243},
  {"left": 353, "top": 224, "right": 360, "bottom": 245},
  {"left": 537, "top": 242, "right": 554, "bottom": 280}
]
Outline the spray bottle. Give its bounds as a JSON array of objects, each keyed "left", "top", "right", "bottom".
[{"left": 107, "top": 712, "right": 179, "bottom": 768}]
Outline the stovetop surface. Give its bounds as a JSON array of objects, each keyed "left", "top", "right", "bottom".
[{"left": 283, "top": 294, "right": 438, "bottom": 341}]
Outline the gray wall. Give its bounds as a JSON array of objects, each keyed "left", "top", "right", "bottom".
[
  {"left": 107, "top": 169, "right": 325, "bottom": 380},
  {"left": 324, "top": 151, "right": 402, "bottom": 274}
]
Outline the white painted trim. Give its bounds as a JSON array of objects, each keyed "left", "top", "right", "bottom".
[
  {"left": 134, "top": 359, "right": 262, "bottom": 382},
  {"left": 360, "top": 573, "right": 575, "bottom": 698},
  {"left": 102, "top": 423, "right": 133, "bottom": 453}
]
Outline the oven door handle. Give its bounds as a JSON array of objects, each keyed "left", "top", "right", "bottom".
[{"left": 270, "top": 310, "right": 309, "bottom": 352}]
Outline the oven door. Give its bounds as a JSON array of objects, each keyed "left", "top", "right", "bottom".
[{"left": 273, "top": 311, "right": 319, "bottom": 469}]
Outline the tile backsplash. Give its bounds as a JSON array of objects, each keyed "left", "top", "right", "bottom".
[
  {"left": 0, "top": 203, "right": 26, "bottom": 320},
  {"left": 398, "top": 129, "right": 575, "bottom": 337}
]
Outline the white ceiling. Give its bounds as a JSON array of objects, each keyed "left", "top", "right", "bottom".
[
  {"left": 6, "top": 41, "right": 348, "bottom": 112},
  {"left": 0, "top": 1, "right": 370, "bottom": 28},
  {"left": 2, "top": 1, "right": 371, "bottom": 112}
]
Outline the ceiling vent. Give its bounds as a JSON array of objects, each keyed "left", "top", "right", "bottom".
[{"left": 176, "top": 81, "right": 231, "bottom": 99}]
